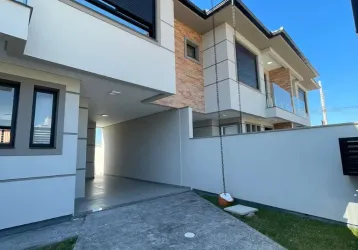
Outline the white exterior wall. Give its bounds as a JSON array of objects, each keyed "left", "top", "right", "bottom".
[
  {"left": 0, "top": 64, "right": 80, "bottom": 230},
  {"left": 24, "top": 0, "right": 176, "bottom": 94},
  {"left": 202, "top": 23, "right": 313, "bottom": 126},
  {"left": 76, "top": 97, "right": 89, "bottom": 198},
  {"left": 0, "top": 0, "right": 31, "bottom": 40},
  {"left": 100, "top": 107, "right": 358, "bottom": 226},
  {"left": 182, "top": 119, "right": 358, "bottom": 226},
  {"left": 203, "top": 23, "right": 267, "bottom": 117},
  {"left": 103, "top": 110, "right": 182, "bottom": 186}
]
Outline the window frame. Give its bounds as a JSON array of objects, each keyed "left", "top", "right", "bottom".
[
  {"left": 185, "top": 37, "right": 200, "bottom": 63},
  {"left": 0, "top": 80, "right": 20, "bottom": 148},
  {"left": 245, "top": 123, "right": 262, "bottom": 133},
  {"left": 74, "top": 0, "right": 156, "bottom": 39},
  {"left": 29, "top": 86, "right": 59, "bottom": 149},
  {"left": 235, "top": 41, "right": 260, "bottom": 90},
  {"left": 298, "top": 87, "right": 308, "bottom": 113}
]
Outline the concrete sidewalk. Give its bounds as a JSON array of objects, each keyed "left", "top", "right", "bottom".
[{"left": 0, "top": 192, "right": 284, "bottom": 250}]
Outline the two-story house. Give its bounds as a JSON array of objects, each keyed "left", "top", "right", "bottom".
[
  {"left": 153, "top": 0, "right": 319, "bottom": 137},
  {"left": 0, "top": 0, "right": 319, "bottom": 232}
]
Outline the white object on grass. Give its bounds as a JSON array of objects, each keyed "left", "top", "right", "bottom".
[
  {"left": 220, "top": 193, "right": 233, "bottom": 202},
  {"left": 224, "top": 204, "right": 258, "bottom": 216},
  {"left": 184, "top": 232, "right": 195, "bottom": 238}
]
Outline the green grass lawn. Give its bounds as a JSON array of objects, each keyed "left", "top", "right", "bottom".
[
  {"left": 34, "top": 237, "right": 77, "bottom": 250},
  {"left": 201, "top": 194, "right": 358, "bottom": 250}
]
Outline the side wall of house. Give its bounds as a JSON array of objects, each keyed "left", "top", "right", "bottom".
[
  {"left": 0, "top": 62, "right": 80, "bottom": 230},
  {"left": 153, "top": 19, "right": 205, "bottom": 113},
  {"left": 103, "top": 110, "right": 182, "bottom": 186}
]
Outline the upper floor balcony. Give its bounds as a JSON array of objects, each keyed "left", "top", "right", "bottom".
[
  {"left": 266, "top": 82, "right": 311, "bottom": 126},
  {"left": 0, "top": 0, "right": 32, "bottom": 53},
  {"left": 18, "top": 0, "right": 176, "bottom": 94}
]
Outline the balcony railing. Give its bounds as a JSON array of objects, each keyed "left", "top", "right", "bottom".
[
  {"left": 267, "top": 83, "right": 309, "bottom": 118},
  {"left": 267, "top": 83, "right": 293, "bottom": 113},
  {"left": 294, "top": 97, "right": 309, "bottom": 118}
]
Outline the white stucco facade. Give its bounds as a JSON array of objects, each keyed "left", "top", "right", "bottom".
[
  {"left": 202, "top": 22, "right": 312, "bottom": 126},
  {"left": 0, "top": 0, "right": 177, "bottom": 231},
  {"left": 24, "top": 0, "right": 176, "bottom": 94},
  {"left": 0, "top": 64, "right": 81, "bottom": 230}
]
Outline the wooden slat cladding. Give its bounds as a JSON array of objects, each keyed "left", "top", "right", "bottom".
[{"left": 339, "top": 137, "right": 358, "bottom": 176}]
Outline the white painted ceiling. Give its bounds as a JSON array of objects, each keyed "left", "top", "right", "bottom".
[
  {"left": 80, "top": 77, "right": 170, "bottom": 127},
  {"left": 261, "top": 53, "right": 281, "bottom": 72}
]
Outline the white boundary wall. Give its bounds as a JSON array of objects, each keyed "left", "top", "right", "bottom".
[
  {"left": 182, "top": 118, "right": 358, "bottom": 226},
  {"left": 104, "top": 108, "right": 358, "bottom": 226}
]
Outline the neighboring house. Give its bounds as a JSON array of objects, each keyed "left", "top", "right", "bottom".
[
  {"left": 154, "top": 0, "right": 319, "bottom": 137},
  {"left": 352, "top": 0, "right": 358, "bottom": 33},
  {"left": 0, "top": 0, "right": 319, "bottom": 231}
]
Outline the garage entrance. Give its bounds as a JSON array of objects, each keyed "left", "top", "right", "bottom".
[{"left": 75, "top": 129, "right": 189, "bottom": 216}]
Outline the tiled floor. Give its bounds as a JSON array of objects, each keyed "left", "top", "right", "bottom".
[{"left": 75, "top": 175, "right": 189, "bottom": 215}]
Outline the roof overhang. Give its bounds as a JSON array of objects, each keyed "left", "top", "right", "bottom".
[{"left": 174, "top": 0, "right": 319, "bottom": 89}]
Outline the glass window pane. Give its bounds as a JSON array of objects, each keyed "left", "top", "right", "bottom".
[
  {"left": 0, "top": 84, "right": 17, "bottom": 145},
  {"left": 32, "top": 91, "right": 55, "bottom": 146},
  {"left": 187, "top": 44, "right": 196, "bottom": 59},
  {"left": 298, "top": 88, "right": 305, "bottom": 101},
  {"left": 236, "top": 42, "right": 259, "bottom": 89},
  {"left": 74, "top": 0, "right": 151, "bottom": 37},
  {"left": 257, "top": 126, "right": 261, "bottom": 132},
  {"left": 246, "top": 124, "right": 251, "bottom": 133}
]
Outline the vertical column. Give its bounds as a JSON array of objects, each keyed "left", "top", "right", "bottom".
[
  {"left": 86, "top": 120, "right": 96, "bottom": 179},
  {"left": 203, "top": 23, "right": 237, "bottom": 113},
  {"left": 290, "top": 76, "right": 297, "bottom": 114},
  {"left": 75, "top": 97, "right": 89, "bottom": 198},
  {"left": 157, "top": 0, "right": 175, "bottom": 52},
  {"left": 265, "top": 72, "right": 274, "bottom": 107}
]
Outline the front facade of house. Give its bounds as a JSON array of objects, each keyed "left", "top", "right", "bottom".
[{"left": 0, "top": 0, "right": 319, "bottom": 231}]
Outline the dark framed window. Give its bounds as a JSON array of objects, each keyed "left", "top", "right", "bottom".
[
  {"left": 30, "top": 87, "right": 58, "bottom": 148},
  {"left": 298, "top": 88, "right": 308, "bottom": 112},
  {"left": 75, "top": 0, "right": 156, "bottom": 38},
  {"left": 245, "top": 123, "right": 261, "bottom": 133},
  {"left": 236, "top": 42, "right": 259, "bottom": 89},
  {"left": 187, "top": 44, "right": 196, "bottom": 59},
  {"left": 185, "top": 38, "right": 200, "bottom": 62},
  {"left": 0, "top": 80, "right": 20, "bottom": 148}
]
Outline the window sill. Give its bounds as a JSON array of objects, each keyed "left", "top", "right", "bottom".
[
  {"left": 0, "top": 145, "right": 15, "bottom": 149},
  {"left": 239, "top": 82, "right": 264, "bottom": 95},
  {"left": 184, "top": 55, "right": 201, "bottom": 65}
]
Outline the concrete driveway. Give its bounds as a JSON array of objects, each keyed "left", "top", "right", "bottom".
[{"left": 0, "top": 192, "right": 283, "bottom": 250}]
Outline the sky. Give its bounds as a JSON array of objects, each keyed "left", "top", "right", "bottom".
[{"left": 192, "top": 0, "right": 358, "bottom": 126}]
